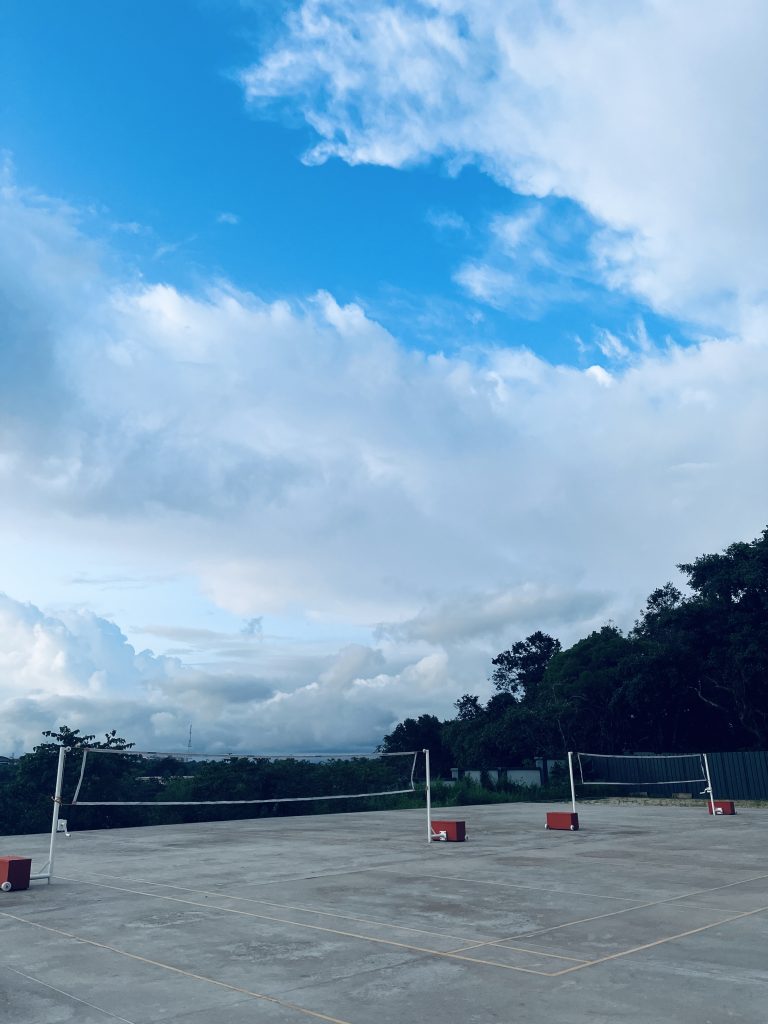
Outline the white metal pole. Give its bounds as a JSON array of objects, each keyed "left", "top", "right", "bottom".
[
  {"left": 424, "top": 748, "right": 432, "bottom": 844},
  {"left": 568, "top": 751, "right": 577, "bottom": 814},
  {"left": 36, "top": 746, "right": 67, "bottom": 883},
  {"left": 703, "top": 753, "right": 716, "bottom": 817}
]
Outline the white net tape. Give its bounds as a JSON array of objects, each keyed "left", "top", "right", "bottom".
[
  {"left": 575, "top": 751, "right": 707, "bottom": 788},
  {"left": 69, "top": 748, "right": 421, "bottom": 806}
]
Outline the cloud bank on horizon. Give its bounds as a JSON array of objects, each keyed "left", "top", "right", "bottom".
[{"left": 1, "top": 1, "right": 767, "bottom": 755}]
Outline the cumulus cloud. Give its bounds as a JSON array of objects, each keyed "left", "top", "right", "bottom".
[
  {"left": 243, "top": 0, "right": 768, "bottom": 329},
  {"left": 1, "top": 168, "right": 768, "bottom": 754},
  {"left": 0, "top": 593, "right": 180, "bottom": 754},
  {"left": 0, "top": 594, "right": 480, "bottom": 756}
]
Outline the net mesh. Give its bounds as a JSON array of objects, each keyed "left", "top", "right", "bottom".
[
  {"left": 68, "top": 748, "right": 420, "bottom": 807},
  {"left": 575, "top": 752, "right": 707, "bottom": 792}
]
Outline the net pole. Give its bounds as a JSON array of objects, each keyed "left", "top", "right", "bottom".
[
  {"left": 32, "top": 746, "right": 67, "bottom": 884},
  {"left": 47, "top": 745, "right": 67, "bottom": 883},
  {"left": 424, "top": 748, "right": 432, "bottom": 845},
  {"left": 568, "top": 751, "right": 577, "bottom": 813},
  {"left": 703, "top": 753, "right": 716, "bottom": 815}
]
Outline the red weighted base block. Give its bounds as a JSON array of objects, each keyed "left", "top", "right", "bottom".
[
  {"left": 431, "top": 820, "right": 466, "bottom": 842},
  {"left": 708, "top": 800, "right": 736, "bottom": 815},
  {"left": 0, "top": 856, "right": 32, "bottom": 891},
  {"left": 545, "top": 812, "right": 579, "bottom": 831}
]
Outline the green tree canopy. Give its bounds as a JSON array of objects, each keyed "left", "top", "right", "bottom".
[{"left": 491, "top": 631, "right": 561, "bottom": 702}]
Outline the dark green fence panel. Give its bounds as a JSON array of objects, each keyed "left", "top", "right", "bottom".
[
  {"left": 708, "top": 751, "right": 768, "bottom": 801},
  {"left": 572, "top": 750, "right": 768, "bottom": 800}
]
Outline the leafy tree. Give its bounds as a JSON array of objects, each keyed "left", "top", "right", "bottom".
[
  {"left": 627, "top": 528, "right": 768, "bottom": 749},
  {"left": 454, "top": 694, "right": 483, "bottom": 720},
  {"left": 36, "top": 726, "right": 134, "bottom": 752},
  {"left": 443, "top": 694, "right": 539, "bottom": 769},
  {"left": 0, "top": 726, "right": 140, "bottom": 834},
  {"left": 491, "top": 631, "right": 561, "bottom": 702},
  {"left": 379, "top": 714, "right": 451, "bottom": 776},
  {"left": 484, "top": 691, "right": 517, "bottom": 717},
  {"left": 442, "top": 529, "right": 768, "bottom": 770},
  {"left": 535, "top": 625, "right": 634, "bottom": 752}
]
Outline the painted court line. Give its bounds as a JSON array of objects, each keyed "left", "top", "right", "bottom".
[
  {"left": 549, "top": 902, "right": 768, "bottom": 976},
  {"left": 411, "top": 870, "right": 648, "bottom": 904},
  {"left": 21, "top": 867, "right": 767, "bottom": 981},
  {"left": 443, "top": 941, "right": 587, "bottom": 963},
  {"left": 38, "top": 877, "right": 561, "bottom": 976},
  {"left": 83, "top": 842, "right": 414, "bottom": 891},
  {"left": 445, "top": 869, "right": 768, "bottom": 952},
  {"left": 72, "top": 845, "right": 406, "bottom": 891},
  {"left": 1, "top": 964, "right": 139, "bottom": 1024},
  {"left": 0, "top": 912, "right": 355, "bottom": 1024},
  {"left": 72, "top": 869, "right": 490, "bottom": 947}
]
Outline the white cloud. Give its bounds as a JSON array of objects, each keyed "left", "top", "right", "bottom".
[
  {"left": 216, "top": 212, "right": 240, "bottom": 225},
  {"left": 243, "top": 0, "right": 768, "bottom": 329},
  {"left": 0, "top": 593, "right": 180, "bottom": 753},
  {"left": 584, "top": 364, "right": 613, "bottom": 387},
  {"left": 0, "top": 593, "right": 484, "bottom": 755},
  {"left": 595, "top": 329, "right": 630, "bottom": 363},
  {"left": 426, "top": 209, "right": 468, "bottom": 233},
  {"left": 454, "top": 261, "right": 523, "bottom": 307},
  {"left": 376, "top": 584, "right": 610, "bottom": 646},
  {"left": 491, "top": 209, "right": 542, "bottom": 255},
  {"left": 110, "top": 221, "right": 147, "bottom": 235},
  {"left": 454, "top": 203, "right": 594, "bottom": 314},
  {"left": 1, "top": 170, "right": 768, "bottom": 754}
]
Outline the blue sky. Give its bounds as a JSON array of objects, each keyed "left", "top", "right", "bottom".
[
  {"left": 1, "top": 0, "right": 690, "bottom": 360},
  {"left": 1, "top": 1, "right": 767, "bottom": 755}
]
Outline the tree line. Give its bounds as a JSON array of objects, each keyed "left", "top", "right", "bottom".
[
  {"left": 0, "top": 727, "right": 437, "bottom": 836},
  {"left": 2, "top": 528, "right": 765, "bottom": 835},
  {"left": 381, "top": 528, "right": 768, "bottom": 773}
]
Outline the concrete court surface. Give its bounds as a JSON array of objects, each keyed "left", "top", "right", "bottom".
[{"left": 1, "top": 801, "right": 767, "bottom": 1024}]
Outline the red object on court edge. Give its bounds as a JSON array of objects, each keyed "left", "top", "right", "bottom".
[
  {"left": 431, "top": 819, "right": 467, "bottom": 842},
  {"left": 708, "top": 800, "right": 736, "bottom": 815},
  {"left": 545, "top": 811, "right": 579, "bottom": 831},
  {"left": 0, "top": 856, "right": 32, "bottom": 891}
]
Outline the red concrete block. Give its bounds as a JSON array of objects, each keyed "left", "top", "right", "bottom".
[
  {"left": 545, "top": 811, "right": 579, "bottom": 831},
  {"left": 708, "top": 800, "right": 736, "bottom": 815},
  {"left": 0, "top": 856, "right": 32, "bottom": 891},
  {"left": 431, "top": 819, "right": 466, "bottom": 842}
]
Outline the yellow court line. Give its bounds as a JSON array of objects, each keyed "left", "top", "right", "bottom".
[
  {"left": 1, "top": 964, "right": 139, "bottom": 1024},
  {"left": 0, "top": 912, "right": 354, "bottom": 1024},
  {"left": 447, "top": 869, "right": 768, "bottom": 951},
  {"left": 43, "top": 877, "right": 556, "bottom": 976},
  {"left": 448, "top": 898, "right": 686, "bottom": 952},
  {"left": 442, "top": 937, "right": 585, "bottom": 962},
  {"left": 408, "top": 870, "right": 647, "bottom": 904},
  {"left": 85, "top": 847, "right": 408, "bottom": 892},
  {"left": 549, "top": 902, "right": 768, "bottom": 976},
  {"left": 34, "top": 868, "right": 768, "bottom": 980},
  {"left": 413, "top": 866, "right": 768, "bottom": 912},
  {"left": 71, "top": 869, "right": 489, "bottom": 947}
]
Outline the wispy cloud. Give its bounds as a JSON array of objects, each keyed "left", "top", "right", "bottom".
[
  {"left": 376, "top": 585, "right": 610, "bottom": 646},
  {"left": 453, "top": 201, "right": 601, "bottom": 315},
  {"left": 110, "top": 220, "right": 148, "bottom": 235},
  {"left": 453, "top": 262, "right": 523, "bottom": 308},
  {"left": 68, "top": 573, "right": 173, "bottom": 590},
  {"left": 216, "top": 211, "right": 240, "bottom": 225},
  {"left": 426, "top": 209, "right": 468, "bottom": 233},
  {"left": 152, "top": 235, "right": 196, "bottom": 260},
  {"left": 243, "top": 0, "right": 768, "bottom": 330}
]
